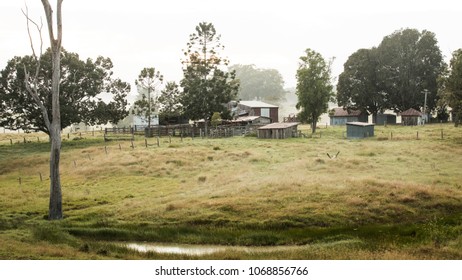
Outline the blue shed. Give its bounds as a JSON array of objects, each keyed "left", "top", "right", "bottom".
[{"left": 346, "top": 122, "right": 374, "bottom": 139}]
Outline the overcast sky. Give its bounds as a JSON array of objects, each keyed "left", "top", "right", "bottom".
[{"left": 1, "top": 0, "right": 461, "bottom": 102}]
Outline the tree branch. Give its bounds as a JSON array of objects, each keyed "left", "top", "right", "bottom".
[
  {"left": 24, "top": 65, "right": 51, "bottom": 131},
  {"left": 22, "top": 4, "right": 50, "bottom": 132}
]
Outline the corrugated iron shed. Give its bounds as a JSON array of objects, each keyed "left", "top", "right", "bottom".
[
  {"left": 257, "top": 122, "right": 299, "bottom": 139},
  {"left": 346, "top": 122, "right": 374, "bottom": 138}
]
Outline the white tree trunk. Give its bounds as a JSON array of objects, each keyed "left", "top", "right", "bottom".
[{"left": 43, "top": 0, "right": 63, "bottom": 220}]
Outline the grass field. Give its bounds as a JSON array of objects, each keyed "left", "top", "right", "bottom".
[{"left": 0, "top": 124, "right": 461, "bottom": 259}]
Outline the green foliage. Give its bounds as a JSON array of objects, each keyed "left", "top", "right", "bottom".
[
  {"left": 180, "top": 22, "right": 239, "bottom": 126},
  {"left": 439, "top": 49, "right": 462, "bottom": 126},
  {"left": 132, "top": 68, "right": 163, "bottom": 127},
  {"left": 376, "top": 28, "right": 445, "bottom": 112},
  {"left": 158, "top": 81, "right": 184, "bottom": 124},
  {"left": 337, "top": 48, "right": 384, "bottom": 117},
  {"left": 229, "top": 64, "right": 287, "bottom": 104},
  {"left": 211, "top": 112, "right": 221, "bottom": 127},
  {"left": 0, "top": 49, "right": 130, "bottom": 134},
  {"left": 296, "top": 49, "right": 334, "bottom": 133}
]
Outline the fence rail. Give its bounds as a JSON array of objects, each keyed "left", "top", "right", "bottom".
[{"left": 104, "top": 127, "right": 134, "bottom": 141}]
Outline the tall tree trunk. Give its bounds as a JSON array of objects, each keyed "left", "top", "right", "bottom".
[
  {"left": 49, "top": 126, "right": 62, "bottom": 219},
  {"left": 311, "top": 117, "right": 317, "bottom": 134},
  {"left": 43, "top": 0, "right": 63, "bottom": 220}
]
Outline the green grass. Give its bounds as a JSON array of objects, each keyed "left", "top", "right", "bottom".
[{"left": 0, "top": 124, "right": 462, "bottom": 259}]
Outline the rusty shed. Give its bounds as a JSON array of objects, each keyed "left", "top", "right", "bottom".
[{"left": 257, "top": 122, "right": 299, "bottom": 139}]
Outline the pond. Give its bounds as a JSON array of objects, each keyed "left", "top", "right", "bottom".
[
  {"left": 125, "top": 243, "right": 226, "bottom": 256},
  {"left": 124, "top": 242, "right": 302, "bottom": 256}
]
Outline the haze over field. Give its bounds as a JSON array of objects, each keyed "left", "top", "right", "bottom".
[{"left": 1, "top": 0, "right": 461, "bottom": 102}]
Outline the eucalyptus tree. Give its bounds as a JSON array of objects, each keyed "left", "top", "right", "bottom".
[
  {"left": 296, "top": 49, "right": 334, "bottom": 134},
  {"left": 21, "top": 0, "right": 64, "bottom": 220},
  {"left": 180, "top": 22, "right": 239, "bottom": 135}
]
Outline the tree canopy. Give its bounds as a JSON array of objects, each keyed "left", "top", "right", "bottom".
[
  {"left": 228, "top": 64, "right": 287, "bottom": 104},
  {"left": 157, "top": 81, "right": 183, "bottom": 124},
  {"left": 180, "top": 22, "right": 239, "bottom": 131},
  {"left": 376, "top": 28, "right": 444, "bottom": 112},
  {"left": 337, "top": 48, "right": 386, "bottom": 119},
  {"left": 132, "top": 67, "right": 163, "bottom": 128},
  {"left": 296, "top": 49, "right": 334, "bottom": 133},
  {"left": 336, "top": 28, "right": 445, "bottom": 117},
  {"left": 0, "top": 48, "right": 130, "bottom": 134},
  {"left": 439, "top": 49, "right": 462, "bottom": 126}
]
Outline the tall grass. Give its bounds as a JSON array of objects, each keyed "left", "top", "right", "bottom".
[{"left": 0, "top": 124, "right": 461, "bottom": 259}]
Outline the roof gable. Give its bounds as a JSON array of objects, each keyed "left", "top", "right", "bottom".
[
  {"left": 331, "top": 107, "right": 364, "bottom": 117},
  {"left": 400, "top": 108, "right": 423, "bottom": 116},
  {"left": 258, "top": 122, "right": 299, "bottom": 130},
  {"left": 239, "top": 101, "right": 278, "bottom": 108}
]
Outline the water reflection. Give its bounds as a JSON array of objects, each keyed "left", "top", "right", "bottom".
[{"left": 126, "top": 243, "right": 226, "bottom": 256}]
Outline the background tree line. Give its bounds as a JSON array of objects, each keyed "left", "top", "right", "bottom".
[{"left": 336, "top": 28, "right": 461, "bottom": 125}]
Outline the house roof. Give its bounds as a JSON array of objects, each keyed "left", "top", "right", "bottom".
[
  {"left": 239, "top": 101, "right": 278, "bottom": 108},
  {"left": 233, "top": 116, "right": 270, "bottom": 122},
  {"left": 400, "top": 108, "right": 423, "bottom": 116},
  {"left": 346, "top": 122, "right": 374, "bottom": 127},
  {"left": 258, "top": 122, "right": 299, "bottom": 130},
  {"left": 331, "top": 108, "right": 364, "bottom": 117}
]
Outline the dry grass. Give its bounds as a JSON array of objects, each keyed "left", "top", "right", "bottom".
[{"left": 0, "top": 123, "right": 462, "bottom": 259}]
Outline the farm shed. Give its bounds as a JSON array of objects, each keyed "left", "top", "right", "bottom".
[
  {"left": 257, "top": 122, "right": 299, "bottom": 139},
  {"left": 229, "top": 101, "right": 279, "bottom": 123},
  {"left": 346, "top": 122, "right": 374, "bottom": 139},
  {"left": 400, "top": 108, "right": 424, "bottom": 126},
  {"left": 229, "top": 116, "right": 272, "bottom": 126},
  {"left": 330, "top": 108, "right": 368, "bottom": 126},
  {"left": 375, "top": 113, "right": 397, "bottom": 125}
]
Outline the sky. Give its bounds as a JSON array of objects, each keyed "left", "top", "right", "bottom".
[{"left": 1, "top": 0, "right": 462, "bottom": 103}]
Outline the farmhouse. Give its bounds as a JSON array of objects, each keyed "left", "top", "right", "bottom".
[
  {"left": 346, "top": 122, "right": 375, "bottom": 139},
  {"left": 400, "top": 108, "right": 424, "bottom": 126},
  {"left": 230, "top": 101, "right": 279, "bottom": 123},
  {"left": 257, "top": 122, "right": 299, "bottom": 139},
  {"left": 330, "top": 108, "right": 368, "bottom": 126}
]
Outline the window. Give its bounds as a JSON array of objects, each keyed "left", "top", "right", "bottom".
[{"left": 261, "top": 108, "right": 270, "bottom": 118}]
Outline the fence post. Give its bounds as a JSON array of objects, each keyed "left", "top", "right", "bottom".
[
  {"left": 105, "top": 146, "right": 108, "bottom": 155},
  {"left": 23, "top": 137, "right": 26, "bottom": 144},
  {"left": 131, "top": 140, "right": 134, "bottom": 149},
  {"left": 145, "top": 139, "right": 148, "bottom": 148},
  {"left": 119, "top": 143, "right": 122, "bottom": 151},
  {"left": 417, "top": 131, "right": 419, "bottom": 140},
  {"left": 441, "top": 129, "right": 444, "bottom": 140},
  {"left": 157, "top": 137, "right": 160, "bottom": 147},
  {"left": 39, "top": 172, "right": 43, "bottom": 182},
  {"left": 10, "top": 139, "right": 13, "bottom": 145}
]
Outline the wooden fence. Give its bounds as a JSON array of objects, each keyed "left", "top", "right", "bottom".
[{"left": 104, "top": 127, "right": 134, "bottom": 141}]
